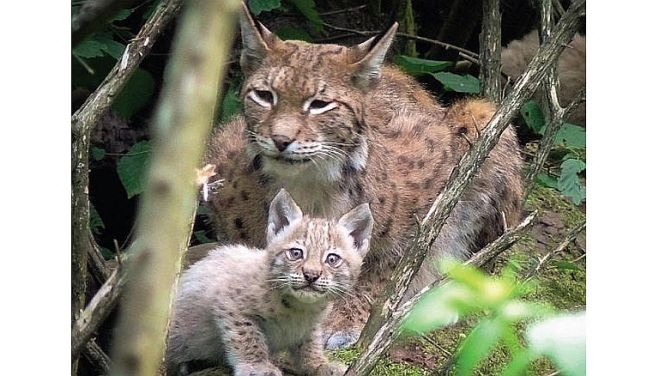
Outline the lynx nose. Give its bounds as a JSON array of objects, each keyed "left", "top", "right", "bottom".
[
  {"left": 271, "top": 135, "right": 293, "bottom": 152},
  {"left": 303, "top": 269, "right": 321, "bottom": 283}
]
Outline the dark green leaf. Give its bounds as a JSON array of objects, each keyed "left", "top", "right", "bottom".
[
  {"left": 286, "top": 0, "right": 324, "bottom": 34},
  {"left": 431, "top": 72, "right": 480, "bottom": 93},
  {"left": 554, "top": 123, "right": 586, "bottom": 149},
  {"left": 536, "top": 173, "right": 558, "bottom": 189},
  {"left": 558, "top": 159, "right": 586, "bottom": 205},
  {"left": 249, "top": 0, "right": 282, "bottom": 15},
  {"left": 89, "top": 203, "right": 105, "bottom": 235},
  {"left": 112, "top": 68, "right": 155, "bottom": 119},
  {"left": 73, "top": 39, "right": 106, "bottom": 59},
  {"left": 91, "top": 147, "right": 106, "bottom": 161},
  {"left": 117, "top": 140, "right": 151, "bottom": 198},
  {"left": 521, "top": 100, "right": 545, "bottom": 134},
  {"left": 275, "top": 26, "right": 312, "bottom": 42},
  {"left": 219, "top": 84, "right": 242, "bottom": 122},
  {"left": 455, "top": 318, "right": 505, "bottom": 376},
  {"left": 194, "top": 230, "right": 214, "bottom": 244},
  {"left": 109, "top": 9, "right": 133, "bottom": 22},
  {"left": 394, "top": 55, "right": 452, "bottom": 76}
]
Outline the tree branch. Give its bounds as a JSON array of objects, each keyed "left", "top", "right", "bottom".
[
  {"left": 479, "top": 0, "right": 502, "bottom": 102},
  {"left": 72, "top": 0, "right": 140, "bottom": 47},
  {"left": 83, "top": 339, "right": 113, "bottom": 375},
  {"left": 346, "top": 1, "right": 585, "bottom": 373},
  {"left": 108, "top": 1, "right": 241, "bottom": 374}
]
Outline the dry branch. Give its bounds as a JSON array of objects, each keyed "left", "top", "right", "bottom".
[
  {"left": 83, "top": 339, "right": 113, "bottom": 375},
  {"left": 523, "top": 220, "right": 585, "bottom": 281},
  {"left": 108, "top": 1, "right": 241, "bottom": 375},
  {"left": 347, "top": 1, "right": 585, "bottom": 374},
  {"left": 349, "top": 212, "right": 538, "bottom": 376},
  {"left": 72, "top": 0, "right": 140, "bottom": 47},
  {"left": 479, "top": 0, "right": 502, "bottom": 102}
]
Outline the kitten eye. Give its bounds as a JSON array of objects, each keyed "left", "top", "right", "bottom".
[
  {"left": 248, "top": 89, "right": 275, "bottom": 108},
  {"left": 325, "top": 253, "right": 342, "bottom": 267},
  {"left": 306, "top": 99, "right": 337, "bottom": 115},
  {"left": 286, "top": 248, "right": 304, "bottom": 261}
]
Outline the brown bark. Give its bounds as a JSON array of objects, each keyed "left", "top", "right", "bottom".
[{"left": 479, "top": 0, "right": 502, "bottom": 102}]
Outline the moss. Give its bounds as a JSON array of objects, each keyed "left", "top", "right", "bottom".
[
  {"left": 525, "top": 185, "right": 585, "bottom": 227},
  {"left": 330, "top": 348, "right": 429, "bottom": 376}
]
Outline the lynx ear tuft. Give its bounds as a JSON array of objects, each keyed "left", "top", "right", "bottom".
[
  {"left": 349, "top": 22, "right": 398, "bottom": 90},
  {"left": 239, "top": 2, "right": 281, "bottom": 73},
  {"left": 267, "top": 189, "right": 303, "bottom": 243},
  {"left": 338, "top": 203, "right": 374, "bottom": 258}
]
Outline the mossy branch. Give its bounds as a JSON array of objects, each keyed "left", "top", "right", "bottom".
[
  {"left": 347, "top": 1, "right": 585, "bottom": 374},
  {"left": 108, "top": 1, "right": 241, "bottom": 375}
]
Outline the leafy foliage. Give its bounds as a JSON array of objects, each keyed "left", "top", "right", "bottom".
[
  {"left": 218, "top": 83, "right": 242, "bottom": 123},
  {"left": 286, "top": 0, "right": 325, "bottom": 34},
  {"left": 117, "top": 140, "right": 152, "bottom": 198},
  {"left": 521, "top": 100, "right": 545, "bottom": 134},
  {"left": 431, "top": 72, "right": 481, "bottom": 94},
  {"left": 248, "top": 0, "right": 282, "bottom": 15},
  {"left": 394, "top": 55, "right": 453, "bottom": 76},
  {"left": 89, "top": 203, "right": 105, "bottom": 235},
  {"left": 112, "top": 68, "right": 155, "bottom": 119},
  {"left": 275, "top": 26, "right": 313, "bottom": 42},
  {"left": 557, "top": 158, "right": 586, "bottom": 205}
]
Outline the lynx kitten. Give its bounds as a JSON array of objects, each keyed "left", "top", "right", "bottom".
[{"left": 166, "top": 189, "right": 374, "bottom": 376}]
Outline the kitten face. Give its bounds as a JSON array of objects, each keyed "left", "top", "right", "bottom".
[{"left": 267, "top": 218, "right": 363, "bottom": 304}]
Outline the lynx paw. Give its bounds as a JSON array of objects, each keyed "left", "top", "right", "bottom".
[
  {"left": 234, "top": 362, "right": 283, "bottom": 376},
  {"left": 316, "top": 362, "right": 348, "bottom": 376},
  {"left": 324, "top": 329, "right": 359, "bottom": 350}
]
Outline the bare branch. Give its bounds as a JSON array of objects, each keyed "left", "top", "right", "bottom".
[
  {"left": 72, "top": 0, "right": 140, "bottom": 47},
  {"left": 479, "top": 0, "right": 502, "bottom": 102},
  {"left": 523, "top": 220, "right": 585, "bottom": 281},
  {"left": 108, "top": 1, "right": 241, "bottom": 374},
  {"left": 83, "top": 339, "right": 113, "bottom": 375}
]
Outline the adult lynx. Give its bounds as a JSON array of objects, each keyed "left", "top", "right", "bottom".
[{"left": 202, "top": 4, "right": 524, "bottom": 349}]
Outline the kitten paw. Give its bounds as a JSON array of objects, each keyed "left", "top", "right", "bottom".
[
  {"left": 324, "top": 330, "right": 359, "bottom": 350},
  {"left": 316, "top": 362, "right": 348, "bottom": 376},
  {"left": 234, "top": 362, "right": 283, "bottom": 376}
]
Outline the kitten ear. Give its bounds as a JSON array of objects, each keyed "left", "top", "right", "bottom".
[
  {"left": 239, "top": 2, "right": 281, "bottom": 73},
  {"left": 348, "top": 22, "right": 398, "bottom": 90},
  {"left": 338, "top": 203, "right": 374, "bottom": 258},
  {"left": 267, "top": 189, "right": 303, "bottom": 243}
]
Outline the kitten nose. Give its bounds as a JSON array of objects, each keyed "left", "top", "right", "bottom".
[
  {"left": 271, "top": 135, "right": 293, "bottom": 152},
  {"left": 303, "top": 269, "right": 321, "bottom": 283}
]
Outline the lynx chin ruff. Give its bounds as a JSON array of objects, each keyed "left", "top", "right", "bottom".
[
  {"left": 202, "top": 3, "right": 524, "bottom": 349},
  {"left": 166, "top": 189, "right": 374, "bottom": 375}
]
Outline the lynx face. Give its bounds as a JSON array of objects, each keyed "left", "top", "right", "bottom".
[
  {"left": 238, "top": 16, "right": 397, "bottom": 181},
  {"left": 265, "top": 189, "right": 373, "bottom": 304}
]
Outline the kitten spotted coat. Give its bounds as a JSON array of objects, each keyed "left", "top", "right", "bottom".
[
  {"left": 166, "top": 189, "right": 374, "bottom": 375},
  {"left": 201, "top": 4, "right": 524, "bottom": 349}
]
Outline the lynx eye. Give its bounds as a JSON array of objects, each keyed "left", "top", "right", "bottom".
[
  {"left": 286, "top": 248, "right": 304, "bottom": 261},
  {"left": 325, "top": 253, "right": 342, "bottom": 267},
  {"left": 248, "top": 89, "right": 275, "bottom": 108},
  {"left": 305, "top": 98, "right": 337, "bottom": 115}
]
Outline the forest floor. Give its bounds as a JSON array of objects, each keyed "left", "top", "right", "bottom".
[{"left": 187, "top": 184, "right": 586, "bottom": 376}]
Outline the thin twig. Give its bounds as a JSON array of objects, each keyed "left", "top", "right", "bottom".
[
  {"left": 523, "top": 220, "right": 585, "bottom": 282},
  {"left": 318, "top": 5, "right": 366, "bottom": 16}
]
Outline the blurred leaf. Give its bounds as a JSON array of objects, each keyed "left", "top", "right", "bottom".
[
  {"left": 431, "top": 72, "right": 480, "bottom": 93},
  {"left": 558, "top": 159, "right": 586, "bottom": 205},
  {"left": 219, "top": 84, "right": 242, "bottom": 122},
  {"left": 552, "top": 260, "right": 581, "bottom": 271},
  {"left": 112, "top": 68, "right": 155, "bottom": 119},
  {"left": 89, "top": 203, "right": 105, "bottom": 235},
  {"left": 401, "top": 281, "right": 472, "bottom": 334},
  {"left": 394, "top": 55, "right": 452, "bottom": 76},
  {"left": 521, "top": 100, "right": 545, "bottom": 134},
  {"left": 275, "top": 26, "right": 312, "bottom": 42},
  {"left": 194, "top": 230, "right": 214, "bottom": 244},
  {"left": 555, "top": 123, "right": 586, "bottom": 149},
  {"left": 286, "top": 0, "right": 324, "bottom": 34},
  {"left": 455, "top": 318, "right": 505, "bottom": 376},
  {"left": 109, "top": 8, "right": 133, "bottom": 22},
  {"left": 500, "top": 349, "right": 536, "bottom": 376},
  {"left": 249, "top": 0, "right": 282, "bottom": 15},
  {"left": 91, "top": 147, "right": 106, "bottom": 161},
  {"left": 537, "top": 173, "right": 558, "bottom": 189},
  {"left": 74, "top": 39, "right": 107, "bottom": 59},
  {"left": 117, "top": 140, "right": 151, "bottom": 198},
  {"left": 527, "top": 312, "right": 586, "bottom": 376}
]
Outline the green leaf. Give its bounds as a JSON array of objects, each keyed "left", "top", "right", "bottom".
[
  {"left": 117, "top": 140, "right": 151, "bottom": 198},
  {"left": 110, "top": 9, "right": 133, "bottom": 22},
  {"left": 552, "top": 260, "right": 581, "bottom": 271},
  {"left": 74, "top": 39, "right": 106, "bottom": 59},
  {"left": 501, "top": 349, "right": 536, "bottom": 376},
  {"left": 286, "top": 0, "right": 324, "bottom": 34},
  {"left": 536, "top": 173, "right": 558, "bottom": 189},
  {"left": 112, "top": 68, "right": 155, "bottom": 119},
  {"left": 431, "top": 72, "right": 480, "bottom": 93},
  {"left": 194, "top": 230, "right": 214, "bottom": 244},
  {"left": 249, "top": 0, "right": 282, "bottom": 15},
  {"left": 558, "top": 159, "right": 586, "bottom": 205},
  {"left": 89, "top": 203, "right": 105, "bottom": 235},
  {"left": 455, "top": 318, "right": 505, "bottom": 376},
  {"left": 401, "top": 281, "right": 472, "bottom": 334},
  {"left": 394, "top": 55, "right": 452, "bottom": 76},
  {"left": 527, "top": 312, "right": 586, "bottom": 376},
  {"left": 521, "top": 100, "right": 545, "bottom": 134},
  {"left": 219, "top": 84, "right": 242, "bottom": 122},
  {"left": 555, "top": 123, "right": 586, "bottom": 149},
  {"left": 275, "top": 26, "right": 313, "bottom": 42},
  {"left": 91, "top": 147, "right": 106, "bottom": 161}
]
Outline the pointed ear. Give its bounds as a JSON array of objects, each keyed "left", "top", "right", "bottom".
[
  {"left": 267, "top": 189, "right": 303, "bottom": 243},
  {"left": 349, "top": 22, "right": 398, "bottom": 89},
  {"left": 338, "top": 203, "right": 374, "bottom": 258},
  {"left": 239, "top": 2, "right": 281, "bottom": 74}
]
